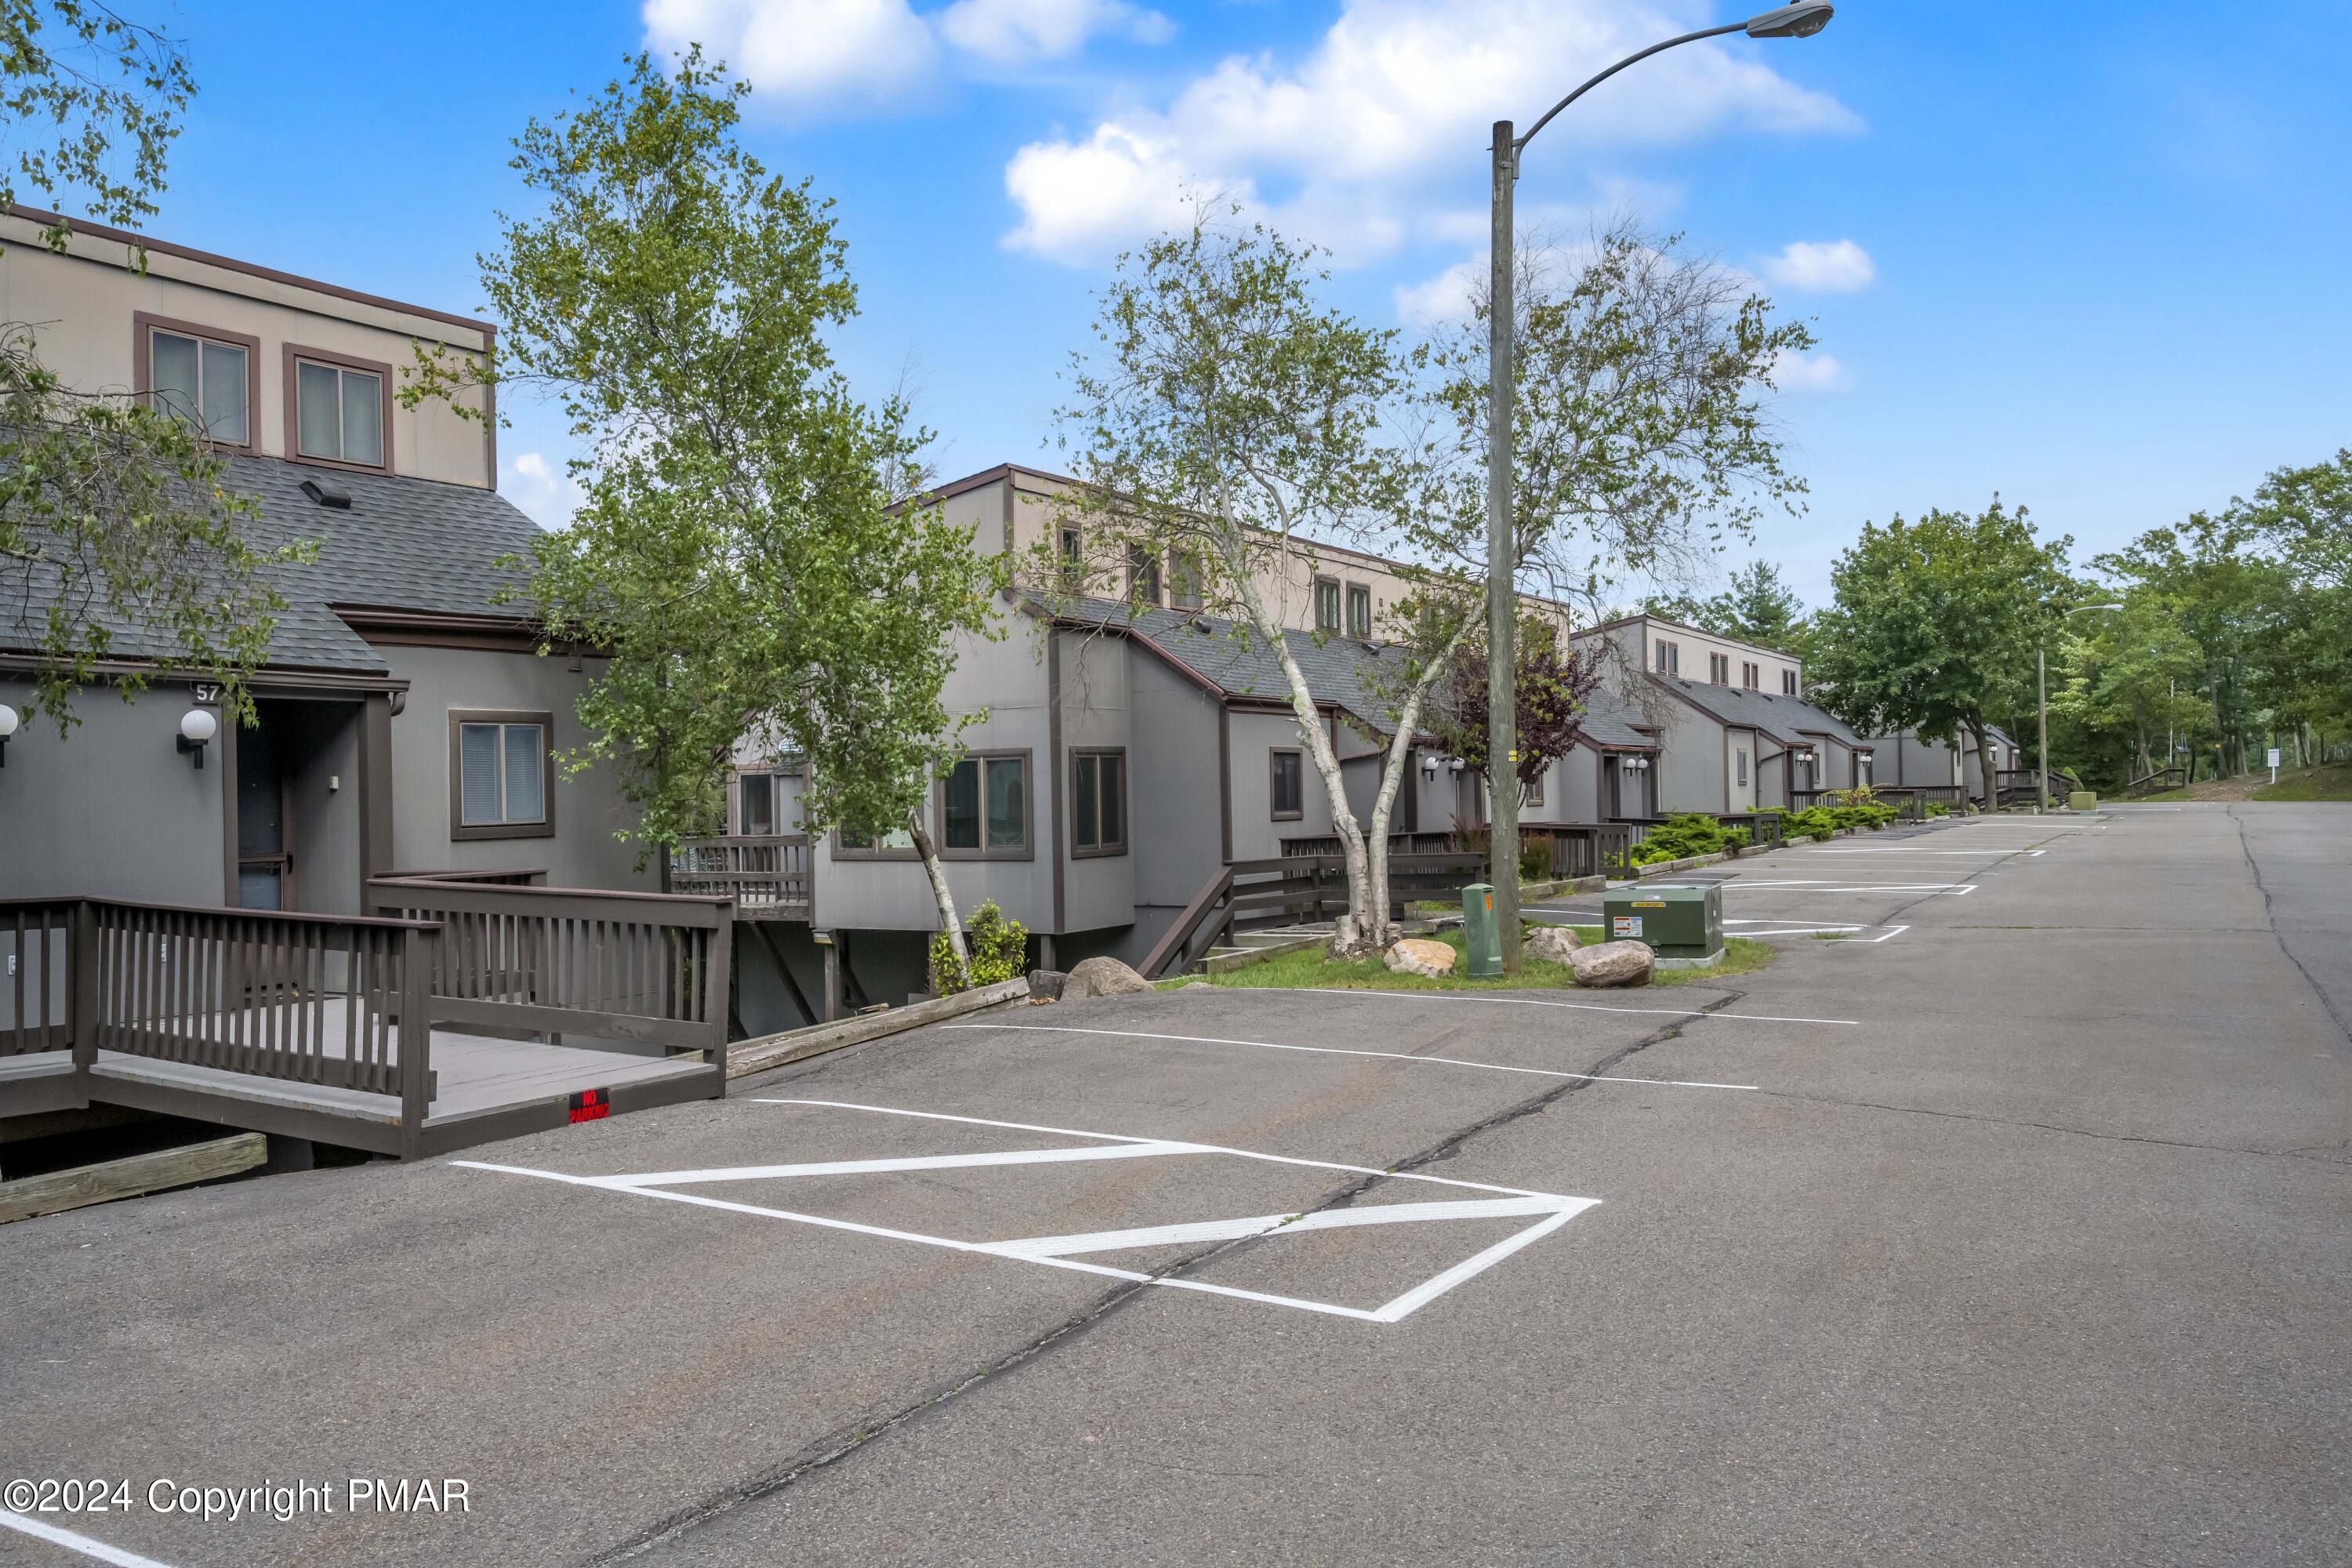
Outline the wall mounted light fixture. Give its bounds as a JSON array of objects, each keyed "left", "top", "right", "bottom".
[
  {"left": 177, "top": 707, "right": 217, "bottom": 768},
  {"left": 0, "top": 702, "right": 16, "bottom": 767}
]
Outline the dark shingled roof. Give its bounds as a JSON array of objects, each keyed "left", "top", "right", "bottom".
[
  {"left": 1, "top": 453, "right": 539, "bottom": 675},
  {"left": 1038, "top": 593, "right": 1659, "bottom": 750},
  {"left": 1654, "top": 675, "right": 1870, "bottom": 748}
]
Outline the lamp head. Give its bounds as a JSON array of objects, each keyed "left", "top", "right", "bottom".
[
  {"left": 177, "top": 706, "right": 217, "bottom": 768},
  {"left": 1745, "top": 2, "right": 1833, "bottom": 38},
  {"left": 0, "top": 702, "right": 17, "bottom": 739}
]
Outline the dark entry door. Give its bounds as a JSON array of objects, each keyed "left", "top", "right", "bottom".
[{"left": 237, "top": 720, "right": 294, "bottom": 909}]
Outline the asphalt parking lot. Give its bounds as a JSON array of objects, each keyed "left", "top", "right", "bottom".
[{"left": 4, "top": 805, "right": 2349, "bottom": 1566}]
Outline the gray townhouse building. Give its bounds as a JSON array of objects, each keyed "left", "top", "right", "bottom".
[{"left": 0, "top": 210, "right": 724, "bottom": 1161}]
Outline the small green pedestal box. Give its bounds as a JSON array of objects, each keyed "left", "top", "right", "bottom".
[
  {"left": 1461, "top": 882, "right": 1502, "bottom": 978},
  {"left": 1601, "top": 882, "right": 1723, "bottom": 966}
]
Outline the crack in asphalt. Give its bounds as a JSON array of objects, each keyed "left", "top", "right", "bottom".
[
  {"left": 585, "top": 994, "right": 1743, "bottom": 1563},
  {"left": 2227, "top": 804, "right": 2352, "bottom": 1059},
  {"left": 1752, "top": 1087, "right": 2352, "bottom": 1168}
]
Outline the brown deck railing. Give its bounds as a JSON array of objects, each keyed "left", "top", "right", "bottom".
[
  {"left": 368, "top": 878, "right": 731, "bottom": 1067},
  {"left": 669, "top": 835, "right": 813, "bottom": 920},
  {"left": 3, "top": 899, "right": 75, "bottom": 1058}
]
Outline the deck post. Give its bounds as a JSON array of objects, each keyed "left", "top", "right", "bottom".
[
  {"left": 817, "top": 931, "right": 840, "bottom": 1024},
  {"left": 705, "top": 904, "right": 733, "bottom": 1098},
  {"left": 397, "top": 925, "right": 434, "bottom": 1159},
  {"left": 69, "top": 899, "right": 99, "bottom": 1073}
]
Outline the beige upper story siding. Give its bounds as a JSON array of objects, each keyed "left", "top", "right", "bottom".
[
  {"left": 932, "top": 461, "right": 1573, "bottom": 643},
  {"left": 0, "top": 208, "right": 495, "bottom": 488},
  {"left": 1589, "top": 612, "right": 1806, "bottom": 697}
]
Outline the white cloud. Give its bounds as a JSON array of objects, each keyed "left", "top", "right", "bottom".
[
  {"left": 644, "top": 0, "right": 939, "bottom": 114},
  {"left": 1395, "top": 257, "right": 1486, "bottom": 328},
  {"left": 1760, "top": 238, "right": 1875, "bottom": 293},
  {"left": 503, "top": 451, "right": 587, "bottom": 530},
  {"left": 938, "top": 0, "right": 1171, "bottom": 66},
  {"left": 1004, "top": 0, "right": 1857, "bottom": 263},
  {"left": 1768, "top": 349, "right": 1851, "bottom": 394},
  {"left": 1002, "top": 123, "right": 1240, "bottom": 262}
]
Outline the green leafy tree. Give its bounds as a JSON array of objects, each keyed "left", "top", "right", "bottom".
[
  {"left": 1, "top": 2, "right": 307, "bottom": 731},
  {"left": 2048, "top": 591, "right": 2205, "bottom": 783},
  {"left": 1811, "top": 499, "right": 2074, "bottom": 805},
  {"left": 445, "top": 53, "right": 1002, "bottom": 959},
  {"left": 1645, "top": 561, "right": 1812, "bottom": 656},
  {"left": 2092, "top": 514, "right": 2279, "bottom": 779},
  {"left": 1048, "top": 209, "right": 1443, "bottom": 957}
]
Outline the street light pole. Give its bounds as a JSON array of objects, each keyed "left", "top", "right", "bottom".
[{"left": 1483, "top": 2, "right": 1832, "bottom": 967}]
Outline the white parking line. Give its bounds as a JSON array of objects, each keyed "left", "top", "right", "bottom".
[
  {"left": 0, "top": 1511, "right": 176, "bottom": 1568},
  {"left": 941, "top": 1022, "right": 1759, "bottom": 1091},
  {"left": 1290, "top": 988, "right": 1860, "bottom": 1026},
  {"left": 459, "top": 1099, "right": 1599, "bottom": 1323},
  {"left": 1721, "top": 880, "right": 1976, "bottom": 895}
]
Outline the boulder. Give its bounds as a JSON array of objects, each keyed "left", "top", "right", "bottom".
[
  {"left": 1027, "top": 968, "right": 1068, "bottom": 1002},
  {"left": 1065, "top": 956, "right": 1154, "bottom": 998},
  {"left": 1526, "top": 925, "right": 1582, "bottom": 967},
  {"left": 1383, "top": 938, "right": 1458, "bottom": 978},
  {"left": 1569, "top": 939, "right": 1653, "bottom": 989}
]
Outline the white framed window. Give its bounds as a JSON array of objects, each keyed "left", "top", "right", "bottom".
[
  {"left": 294, "top": 357, "right": 387, "bottom": 468},
  {"left": 451, "top": 713, "right": 552, "bottom": 839}
]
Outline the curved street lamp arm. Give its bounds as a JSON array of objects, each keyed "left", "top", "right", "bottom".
[{"left": 1512, "top": 22, "right": 1745, "bottom": 162}]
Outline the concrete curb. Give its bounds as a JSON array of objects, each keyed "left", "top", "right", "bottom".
[{"left": 727, "top": 978, "right": 1029, "bottom": 1080}]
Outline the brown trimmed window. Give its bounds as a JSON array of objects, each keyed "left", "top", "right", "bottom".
[
  {"left": 1709, "top": 652, "right": 1730, "bottom": 684},
  {"left": 145, "top": 321, "right": 251, "bottom": 445},
  {"left": 1743, "top": 660, "right": 1760, "bottom": 689},
  {"left": 941, "top": 752, "right": 1030, "bottom": 858},
  {"left": 1655, "top": 638, "right": 1679, "bottom": 675},
  {"left": 1071, "top": 749, "right": 1127, "bottom": 856},
  {"left": 1314, "top": 577, "right": 1341, "bottom": 633},
  {"left": 1170, "top": 551, "right": 1204, "bottom": 611},
  {"left": 450, "top": 710, "right": 554, "bottom": 840},
  {"left": 1782, "top": 668, "right": 1798, "bottom": 695},
  {"left": 1347, "top": 583, "right": 1373, "bottom": 638},
  {"left": 739, "top": 772, "right": 775, "bottom": 836},
  {"left": 1270, "top": 749, "right": 1304, "bottom": 820},
  {"left": 291, "top": 350, "right": 388, "bottom": 470},
  {"left": 1129, "top": 545, "right": 1161, "bottom": 606}
]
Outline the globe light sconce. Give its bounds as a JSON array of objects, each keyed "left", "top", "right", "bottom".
[
  {"left": 177, "top": 707, "right": 218, "bottom": 769},
  {"left": 0, "top": 702, "right": 17, "bottom": 767},
  {"left": 1446, "top": 757, "right": 1467, "bottom": 776},
  {"left": 1419, "top": 751, "right": 1441, "bottom": 781},
  {"left": 1622, "top": 756, "right": 1652, "bottom": 773}
]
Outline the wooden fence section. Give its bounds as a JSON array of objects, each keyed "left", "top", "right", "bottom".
[
  {"left": 3, "top": 900, "right": 74, "bottom": 1058},
  {"left": 368, "top": 877, "right": 731, "bottom": 1065},
  {"left": 669, "top": 836, "right": 814, "bottom": 921},
  {"left": 91, "top": 902, "right": 434, "bottom": 1099}
]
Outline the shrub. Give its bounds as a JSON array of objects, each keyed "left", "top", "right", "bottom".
[
  {"left": 929, "top": 899, "right": 1029, "bottom": 996},
  {"left": 1519, "top": 837, "right": 1552, "bottom": 884},
  {"left": 1782, "top": 806, "right": 1837, "bottom": 842},
  {"left": 1629, "top": 811, "right": 1737, "bottom": 866},
  {"left": 1926, "top": 801, "right": 1951, "bottom": 818}
]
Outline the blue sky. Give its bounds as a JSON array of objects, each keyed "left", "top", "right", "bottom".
[{"left": 147, "top": 0, "right": 2352, "bottom": 608}]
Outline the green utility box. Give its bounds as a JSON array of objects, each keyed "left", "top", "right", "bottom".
[
  {"left": 2067, "top": 789, "right": 2096, "bottom": 812},
  {"left": 1602, "top": 881, "right": 1723, "bottom": 966},
  {"left": 1461, "top": 882, "right": 1502, "bottom": 978}
]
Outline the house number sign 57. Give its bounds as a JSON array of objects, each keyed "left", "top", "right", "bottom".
[{"left": 191, "top": 683, "right": 223, "bottom": 705}]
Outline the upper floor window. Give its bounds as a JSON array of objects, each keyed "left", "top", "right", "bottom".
[
  {"left": 1708, "top": 652, "right": 1730, "bottom": 684},
  {"left": 1782, "top": 669, "right": 1798, "bottom": 695},
  {"left": 451, "top": 712, "right": 552, "bottom": 840},
  {"left": 1171, "top": 551, "right": 1203, "bottom": 611},
  {"left": 1315, "top": 577, "right": 1341, "bottom": 633},
  {"left": 1129, "top": 545, "right": 1161, "bottom": 606},
  {"left": 1071, "top": 749, "right": 1127, "bottom": 856},
  {"left": 1347, "top": 583, "right": 1373, "bottom": 639},
  {"left": 1654, "top": 638, "right": 1679, "bottom": 675},
  {"left": 1058, "top": 524, "right": 1084, "bottom": 586},
  {"left": 1742, "top": 661, "right": 1759, "bottom": 689},
  {"left": 739, "top": 773, "right": 775, "bottom": 836},
  {"left": 145, "top": 321, "right": 250, "bottom": 446},
  {"left": 292, "top": 352, "right": 387, "bottom": 470},
  {"left": 942, "top": 752, "right": 1029, "bottom": 857}
]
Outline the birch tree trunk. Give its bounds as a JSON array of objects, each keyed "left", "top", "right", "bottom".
[
  {"left": 907, "top": 810, "right": 968, "bottom": 989},
  {"left": 1363, "top": 619, "right": 1478, "bottom": 949}
]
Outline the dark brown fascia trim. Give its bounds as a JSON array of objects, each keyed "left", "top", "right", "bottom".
[
  {"left": 0, "top": 649, "right": 406, "bottom": 694},
  {"left": 281, "top": 341, "right": 396, "bottom": 476},
  {"left": 130, "top": 310, "right": 262, "bottom": 454},
  {"left": 16, "top": 204, "right": 495, "bottom": 341},
  {"left": 333, "top": 606, "right": 589, "bottom": 657}
]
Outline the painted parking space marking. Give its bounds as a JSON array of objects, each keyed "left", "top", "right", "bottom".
[
  {"left": 1290, "top": 989, "right": 1860, "bottom": 1026},
  {"left": 940, "top": 1021, "right": 1759, "bottom": 1091},
  {"left": 0, "top": 1510, "right": 176, "bottom": 1568},
  {"left": 458, "top": 1099, "right": 1598, "bottom": 1324}
]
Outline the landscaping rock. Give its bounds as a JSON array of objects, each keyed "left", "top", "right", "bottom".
[
  {"left": 1526, "top": 925, "right": 1582, "bottom": 966},
  {"left": 1384, "top": 938, "right": 1457, "bottom": 978},
  {"left": 1027, "top": 968, "right": 1068, "bottom": 1001},
  {"left": 1065, "top": 956, "right": 1153, "bottom": 998},
  {"left": 1570, "top": 940, "right": 1653, "bottom": 989}
]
